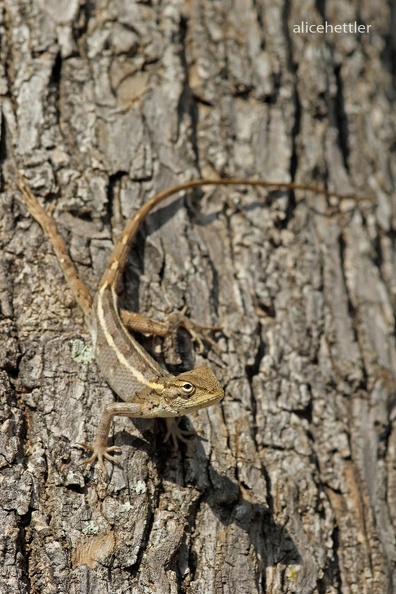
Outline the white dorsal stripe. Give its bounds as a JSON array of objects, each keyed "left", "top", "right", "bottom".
[
  {"left": 108, "top": 283, "right": 166, "bottom": 374},
  {"left": 97, "top": 284, "right": 164, "bottom": 390}
]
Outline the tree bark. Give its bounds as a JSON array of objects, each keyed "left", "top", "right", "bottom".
[{"left": 0, "top": 1, "right": 395, "bottom": 593}]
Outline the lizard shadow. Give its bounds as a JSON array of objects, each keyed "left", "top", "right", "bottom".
[
  {"left": 119, "top": 194, "right": 224, "bottom": 313},
  {"left": 120, "top": 190, "right": 311, "bottom": 318},
  {"left": 116, "top": 194, "right": 303, "bottom": 574},
  {"left": 117, "top": 420, "right": 302, "bottom": 575},
  {"left": 166, "top": 426, "right": 302, "bottom": 571}
]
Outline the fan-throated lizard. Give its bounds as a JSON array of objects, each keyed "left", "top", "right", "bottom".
[{"left": 15, "top": 170, "right": 366, "bottom": 474}]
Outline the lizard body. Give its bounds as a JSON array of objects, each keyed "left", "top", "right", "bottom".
[{"left": 15, "top": 172, "right": 368, "bottom": 473}]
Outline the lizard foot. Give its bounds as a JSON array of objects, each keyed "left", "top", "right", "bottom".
[
  {"left": 120, "top": 306, "right": 222, "bottom": 354},
  {"left": 164, "top": 418, "right": 197, "bottom": 451},
  {"left": 79, "top": 442, "right": 122, "bottom": 475},
  {"left": 167, "top": 306, "right": 222, "bottom": 354}
]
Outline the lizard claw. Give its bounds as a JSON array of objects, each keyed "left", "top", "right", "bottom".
[
  {"left": 167, "top": 307, "right": 222, "bottom": 354},
  {"left": 164, "top": 418, "right": 197, "bottom": 451},
  {"left": 120, "top": 305, "right": 222, "bottom": 354},
  {"left": 79, "top": 442, "right": 122, "bottom": 475}
]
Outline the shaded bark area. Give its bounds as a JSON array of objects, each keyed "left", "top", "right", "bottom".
[{"left": 0, "top": 1, "right": 395, "bottom": 593}]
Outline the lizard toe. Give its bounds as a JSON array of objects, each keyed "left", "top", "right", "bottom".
[{"left": 79, "top": 442, "right": 122, "bottom": 475}]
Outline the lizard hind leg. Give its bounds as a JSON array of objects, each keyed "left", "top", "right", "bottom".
[
  {"left": 120, "top": 306, "right": 222, "bottom": 354},
  {"left": 166, "top": 307, "right": 222, "bottom": 354}
]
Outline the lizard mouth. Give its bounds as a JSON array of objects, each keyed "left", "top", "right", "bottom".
[{"left": 180, "top": 386, "right": 225, "bottom": 413}]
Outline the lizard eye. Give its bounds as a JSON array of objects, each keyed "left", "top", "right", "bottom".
[{"left": 181, "top": 382, "right": 195, "bottom": 396}]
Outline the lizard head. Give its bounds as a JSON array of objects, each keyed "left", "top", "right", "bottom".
[{"left": 162, "top": 366, "right": 224, "bottom": 415}]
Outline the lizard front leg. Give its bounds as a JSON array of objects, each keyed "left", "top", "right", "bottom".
[
  {"left": 80, "top": 402, "right": 143, "bottom": 474},
  {"left": 164, "top": 418, "right": 197, "bottom": 450}
]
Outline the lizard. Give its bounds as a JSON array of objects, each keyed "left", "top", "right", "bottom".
[{"left": 14, "top": 167, "right": 369, "bottom": 474}]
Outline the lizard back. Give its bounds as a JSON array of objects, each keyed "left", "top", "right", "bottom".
[{"left": 92, "top": 283, "right": 169, "bottom": 402}]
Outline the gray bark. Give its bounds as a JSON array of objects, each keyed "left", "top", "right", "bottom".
[{"left": 0, "top": 0, "right": 395, "bottom": 593}]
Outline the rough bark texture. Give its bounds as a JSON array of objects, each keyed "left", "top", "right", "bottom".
[{"left": 0, "top": 1, "right": 395, "bottom": 593}]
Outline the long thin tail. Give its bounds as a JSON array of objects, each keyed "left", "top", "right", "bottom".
[
  {"left": 15, "top": 169, "right": 93, "bottom": 318},
  {"left": 15, "top": 168, "right": 374, "bottom": 316},
  {"left": 100, "top": 177, "right": 373, "bottom": 290}
]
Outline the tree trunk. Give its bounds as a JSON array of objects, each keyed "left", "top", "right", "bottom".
[{"left": 1, "top": 1, "right": 395, "bottom": 593}]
